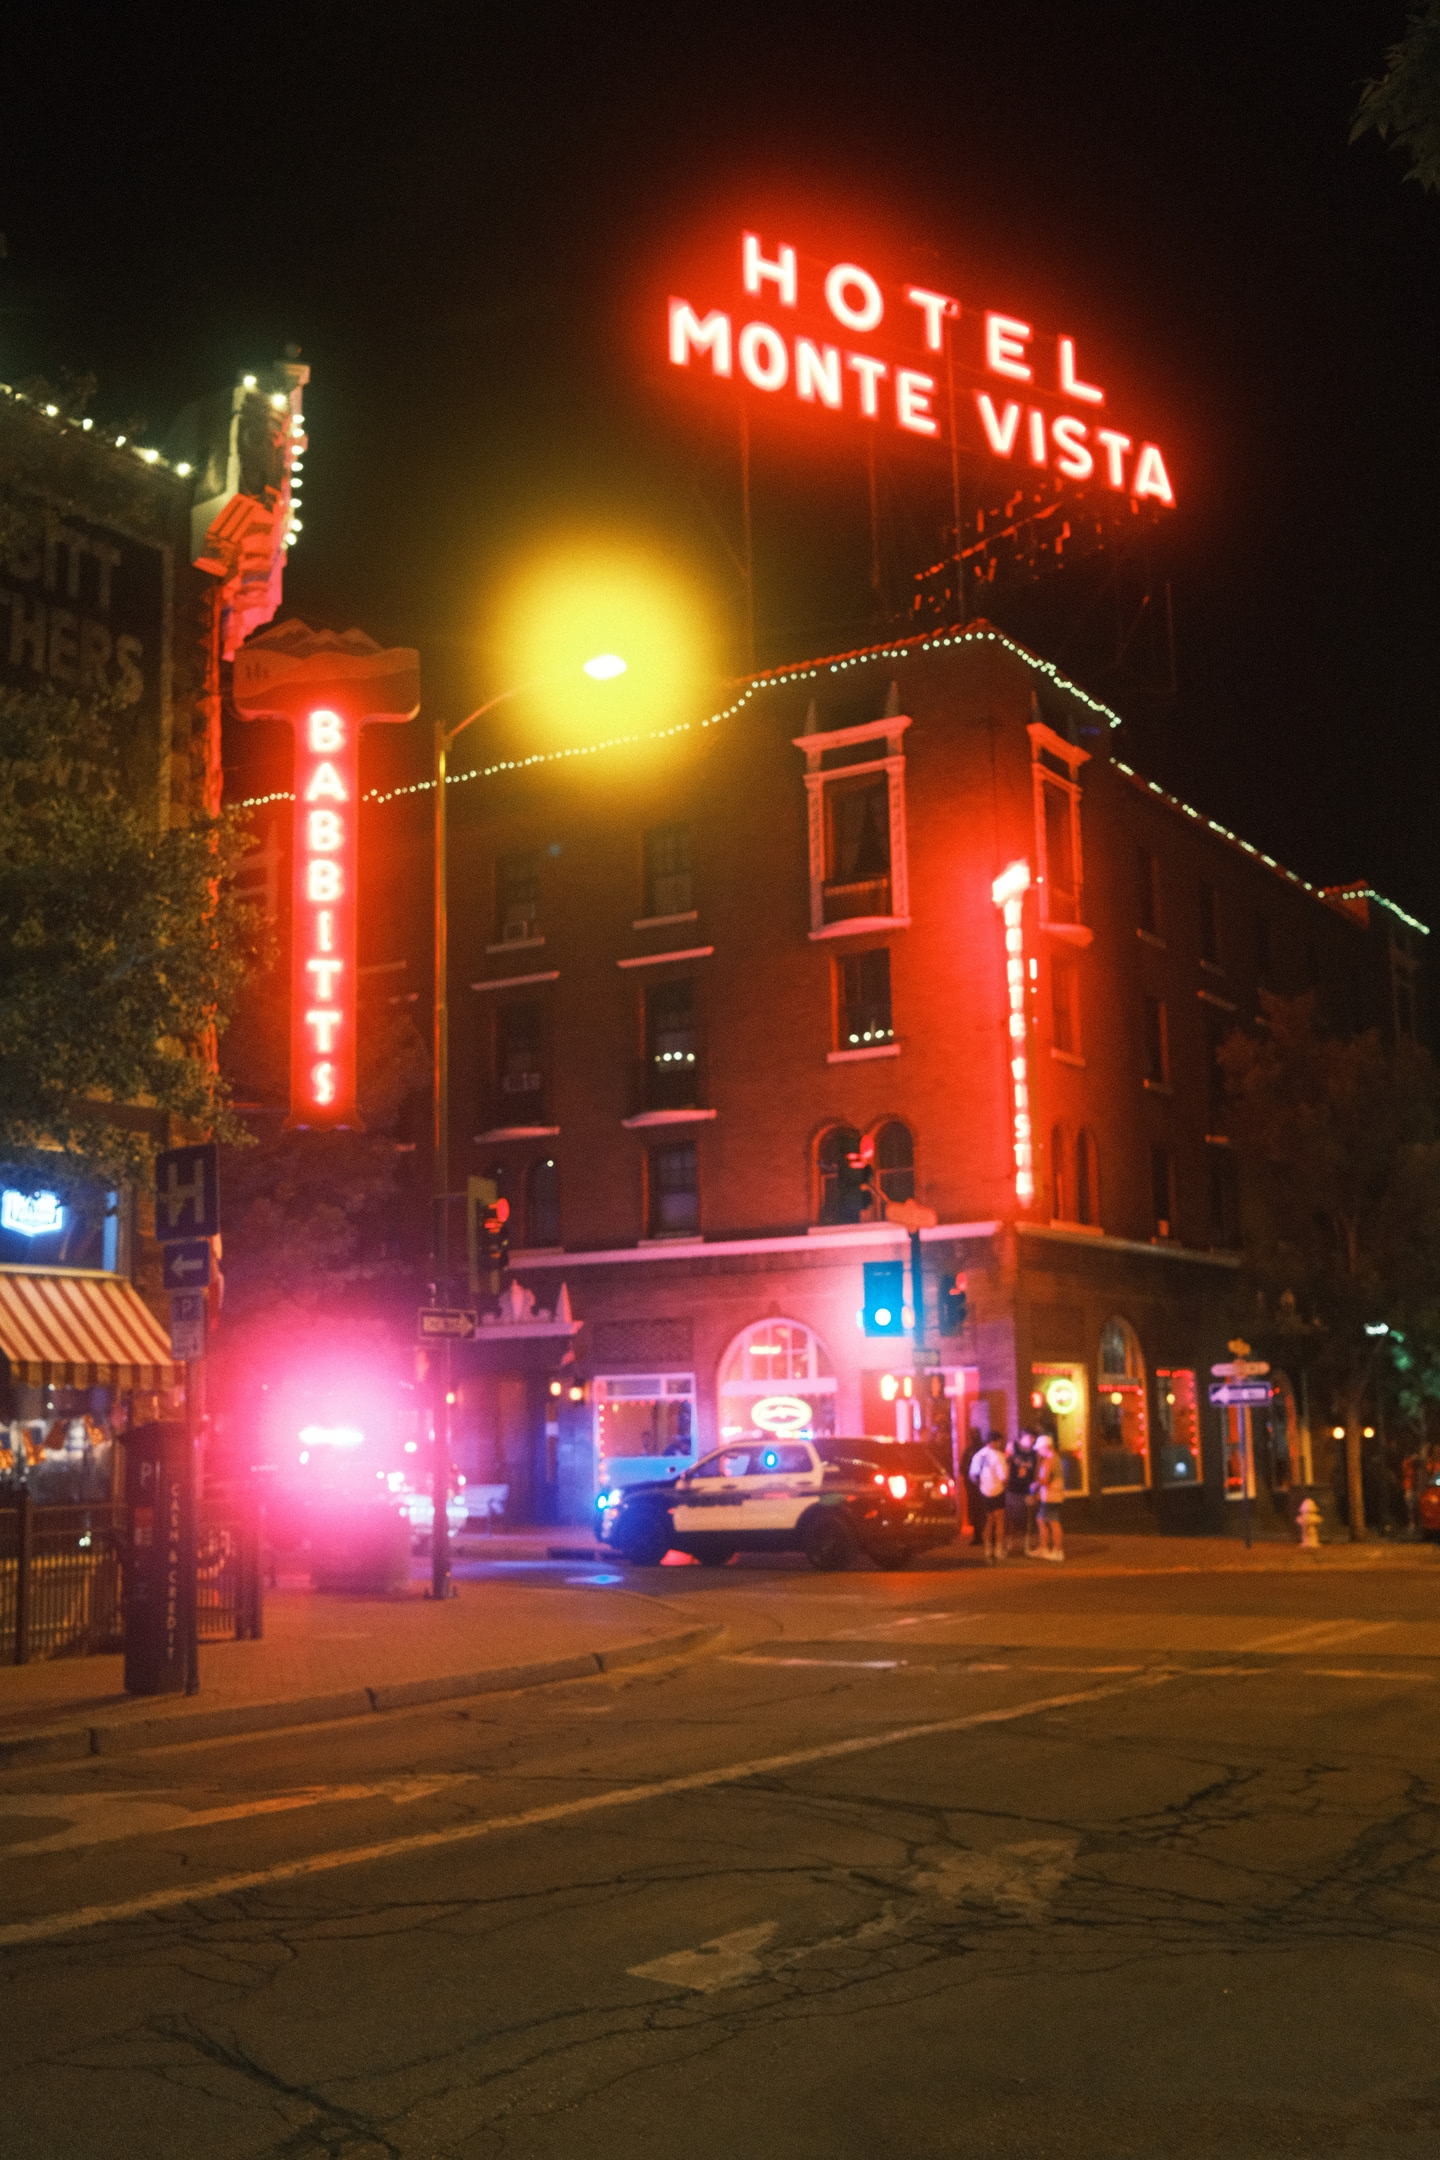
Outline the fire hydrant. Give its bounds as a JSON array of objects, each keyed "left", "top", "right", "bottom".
[{"left": 1296, "top": 1497, "right": 1322, "bottom": 1550}]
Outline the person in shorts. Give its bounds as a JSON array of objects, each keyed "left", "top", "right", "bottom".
[
  {"left": 971, "top": 1435, "right": 1009, "bottom": 1562},
  {"left": 1004, "top": 1430, "right": 1038, "bottom": 1557},
  {"left": 1034, "top": 1433, "right": 1066, "bottom": 1561}
]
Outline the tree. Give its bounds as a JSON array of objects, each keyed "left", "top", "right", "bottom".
[
  {"left": 0, "top": 681, "right": 261, "bottom": 1205},
  {"left": 1220, "top": 994, "right": 1440, "bottom": 1535},
  {"left": 1352, "top": 3, "right": 1440, "bottom": 190}
]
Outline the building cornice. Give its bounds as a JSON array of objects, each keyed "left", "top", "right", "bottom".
[
  {"left": 1016, "top": 1222, "right": 1241, "bottom": 1269},
  {"left": 512, "top": 1220, "right": 1000, "bottom": 1269}
]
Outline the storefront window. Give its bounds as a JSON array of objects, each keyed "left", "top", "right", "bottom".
[
  {"left": 1154, "top": 1368, "right": 1200, "bottom": 1487},
  {"left": 1097, "top": 1316, "right": 1149, "bottom": 1490},
  {"left": 718, "top": 1319, "right": 836, "bottom": 1442},
  {"left": 1030, "top": 1361, "right": 1089, "bottom": 1494},
  {"left": 593, "top": 1374, "right": 695, "bottom": 1490}
]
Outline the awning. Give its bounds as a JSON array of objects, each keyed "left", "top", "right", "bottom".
[{"left": 0, "top": 1267, "right": 178, "bottom": 1389}]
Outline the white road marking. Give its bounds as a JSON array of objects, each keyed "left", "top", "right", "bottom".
[
  {"left": 724, "top": 1656, "right": 902, "bottom": 1670},
  {"left": 1302, "top": 1667, "right": 1433, "bottom": 1681},
  {"left": 0, "top": 1674, "right": 1171, "bottom": 1950},
  {"left": 630, "top": 1921, "right": 779, "bottom": 1993},
  {"left": 0, "top": 1777, "right": 461, "bottom": 1857},
  {"left": 1240, "top": 1619, "right": 1394, "bottom": 1653}
]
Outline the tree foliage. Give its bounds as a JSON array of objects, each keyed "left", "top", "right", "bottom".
[
  {"left": 1220, "top": 993, "right": 1440, "bottom": 1527},
  {"left": 0, "top": 680, "right": 263, "bottom": 1192},
  {"left": 1352, "top": 3, "right": 1440, "bottom": 190}
]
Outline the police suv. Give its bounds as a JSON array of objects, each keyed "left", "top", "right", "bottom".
[{"left": 596, "top": 1434, "right": 957, "bottom": 1571}]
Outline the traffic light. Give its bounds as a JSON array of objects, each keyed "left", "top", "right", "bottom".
[
  {"left": 836, "top": 1138, "right": 875, "bottom": 1224},
  {"left": 467, "top": 1176, "right": 510, "bottom": 1292},
  {"left": 939, "top": 1271, "right": 968, "bottom": 1334},
  {"left": 863, "top": 1259, "right": 906, "bottom": 1337},
  {"left": 483, "top": 1197, "right": 511, "bottom": 1279}
]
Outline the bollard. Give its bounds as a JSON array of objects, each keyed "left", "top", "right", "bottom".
[{"left": 1296, "top": 1496, "right": 1322, "bottom": 1550}]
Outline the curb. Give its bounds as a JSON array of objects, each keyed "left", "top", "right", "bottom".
[{"left": 0, "top": 1624, "right": 721, "bottom": 1770}]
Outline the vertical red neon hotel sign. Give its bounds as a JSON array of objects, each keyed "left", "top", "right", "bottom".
[
  {"left": 667, "top": 232, "right": 1175, "bottom": 503},
  {"left": 233, "top": 625, "right": 420, "bottom": 1129}
]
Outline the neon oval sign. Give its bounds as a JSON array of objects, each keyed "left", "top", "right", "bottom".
[{"left": 751, "top": 1395, "right": 813, "bottom": 1437}]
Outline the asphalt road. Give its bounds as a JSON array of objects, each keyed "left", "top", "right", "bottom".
[{"left": 3, "top": 1555, "right": 1439, "bottom": 2158}]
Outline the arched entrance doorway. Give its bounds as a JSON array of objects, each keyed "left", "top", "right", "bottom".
[
  {"left": 1097, "top": 1316, "right": 1150, "bottom": 1491},
  {"left": 717, "top": 1319, "right": 837, "bottom": 1445}
]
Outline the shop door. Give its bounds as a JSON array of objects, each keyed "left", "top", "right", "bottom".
[{"left": 498, "top": 1376, "right": 533, "bottom": 1522}]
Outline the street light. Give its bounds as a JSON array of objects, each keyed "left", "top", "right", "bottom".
[{"left": 428, "top": 656, "right": 626, "bottom": 1601}]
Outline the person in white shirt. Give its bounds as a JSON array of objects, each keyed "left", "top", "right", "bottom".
[
  {"left": 971, "top": 1437, "right": 1010, "bottom": 1562},
  {"left": 1034, "top": 1433, "right": 1066, "bottom": 1561}
]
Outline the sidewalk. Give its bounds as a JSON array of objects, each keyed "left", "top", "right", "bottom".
[{"left": 0, "top": 1571, "right": 714, "bottom": 1769}]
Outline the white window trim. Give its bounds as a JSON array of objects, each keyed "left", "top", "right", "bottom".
[{"left": 794, "top": 715, "right": 912, "bottom": 936}]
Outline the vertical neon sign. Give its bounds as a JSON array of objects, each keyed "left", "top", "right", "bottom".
[
  {"left": 233, "top": 624, "right": 420, "bottom": 1131},
  {"left": 991, "top": 858, "right": 1034, "bottom": 1206}
]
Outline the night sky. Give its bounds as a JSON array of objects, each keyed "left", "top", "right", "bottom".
[{"left": 4, "top": 6, "right": 1437, "bottom": 932}]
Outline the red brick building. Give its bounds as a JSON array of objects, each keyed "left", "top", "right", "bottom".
[{"left": 429, "top": 626, "right": 1424, "bottom": 1533}]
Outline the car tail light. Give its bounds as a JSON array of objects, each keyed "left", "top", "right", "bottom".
[
  {"left": 873, "top": 1471, "right": 886, "bottom": 1486},
  {"left": 936, "top": 1479, "right": 951, "bottom": 1496},
  {"left": 887, "top": 1473, "right": 909, "bottom": 1500}
]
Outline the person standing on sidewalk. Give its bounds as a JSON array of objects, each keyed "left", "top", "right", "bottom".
[
  {"left": 1004, "top": 1430, "right": 1038, "bottom": 1558},
  {"left": 961, "top": 1427, "right": 986, "bottom": 1548},
  {"left": 1034, "top": 1433, "right": 1066, "bottom": 1561},
  {"left": 972, "top": 1435, "right": 1009, "bottom": 1562}
]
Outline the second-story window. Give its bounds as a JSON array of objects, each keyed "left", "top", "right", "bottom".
[
  {"left": 875, "top": 1120, "right": 915, "bottom": 1206},
  {"left": 644, "top": 978, "right": 699, "bottom": 1109},
  {"left": 496, "top": 850, "right": 541, "bottom": 944},
  {"left": 817, "top": 1124, "right": 863, "bottom": 1223},
  {"left": 643, "top": 824, "right": 693, "bottom": 918},
  {"left": 1137, "top": 847, "right": 1160, "bottom": 938},
  {"left": 1051, "top": 954, "right": 1080, "bottom": 1056},
  {"left": 1142, "top": 994, "right": 1169, "bottom": 1086},
  {"left": 648, "top": 1141, "right": 699, "bottom": 1235},
  {"left": 496, "top": 1000, "right": 546, "bottom": 1114},
  {"left": 825, "top": 774, "right": 891, "bottom": 923},
  {"left": 1199, "top": 880, "right": 1222, "bottom": 967},
  {"left": 836, "top": 948, "right": 893, "bottom": 1049}
]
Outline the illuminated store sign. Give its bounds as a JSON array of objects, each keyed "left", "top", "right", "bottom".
[
  {"left": 1, "top": 1189, "right": 64, "bottom": 1238},
  {"left": 234, "top": 623, "right": 419, "bottom": 1130},
  {"left": 668, "top": 231, "right": 1174, "bottom": 503},
  {"left": 992, "top": 858, "right": 1034, "bottom": 1205}
]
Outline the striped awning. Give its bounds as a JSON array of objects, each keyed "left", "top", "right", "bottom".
[{"left": 0, "top": 1267, "right": 178, "bottom": 1389}]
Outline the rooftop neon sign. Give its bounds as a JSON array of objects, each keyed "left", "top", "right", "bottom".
[{"left": 668, "top": 231, "right": 1174, "bottom": 505}]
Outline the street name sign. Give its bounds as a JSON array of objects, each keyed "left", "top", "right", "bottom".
[
  {"left": 162, "top": 1240, "right": 212, "bottom": 1291},
  {"left": 169, "top": 1291, "right": 207, "bottom": 1362},
  {"left": 418, "top": 1308, "right": 479, "bottom": 1342},
  {"left": 155, "top": 1144, "right": 219, "bottom": 1244},
  {"left": 1212, "top": 1359, "right": 1269, "bottom": 1379},
  {"left": 1209, "top": 1380, "right": 1272, "bottom": 1407}
]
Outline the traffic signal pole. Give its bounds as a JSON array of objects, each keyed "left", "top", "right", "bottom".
[
  {"left": 432, "top": 712, "right": 454, "bottom": 1603},
  {"left": 909, "top": 1229, "right": 926, "bottom": 1353}
]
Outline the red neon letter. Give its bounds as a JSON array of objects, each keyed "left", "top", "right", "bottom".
[
  {"left": 1132, "top": 444, "right": 1174, "bottom": 504},
  {"left": 304, "top": 760, "right": 347, "bottom": 802},
  {"left": 742, "top": 232, "right": 797, "bottom": 308},
  {"left": 1051, "top": 416, "right": 1094, "bottom": 480},
  {"left": 738, "top": 322, "right": 788, "bottom": 392},
  {"left": 306, "top": 858, "right": 343, "bottom": 903},
  {"left": 847, "top": 353, "right": 889, "bottom": 417},
  {"left": 308, "top": 709, "right": 345, "bottom": 752},
  {"left": 668, "top": 299, "right": 733, "bottom": 376},
  {"left": 1027, "top": 409, "right": 1047, "bottom": 465},
  {"left": 795, "top": 339, "right": 842, "bottom": 408},
  {"left": 825, "top": 263, "right": 884, "bottom": 333},
  {"left": 1057, "top": 337, "right": 1103, "bottom": 404},
  {"left": 985, "top": 313, "right": 1033, "bottom": 382},
  {"left": 905, "top": 287, "right": 953, "bottom": 352},
  {"left": 1095, "top": 428, "right": 1132, "bottom": 488},
  {"left": 307, "top": 808, "right": 343, "bottom": 852},
  {"left": 896, "top": 370, "right": 939, "bottom": 436},
  {"left": 975, "top": 394, "right": 1021, "bottom": 456}
]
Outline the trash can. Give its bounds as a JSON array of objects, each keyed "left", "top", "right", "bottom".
[{"left": 124, "top": 1420, "right": 196, "bottom": 1696}]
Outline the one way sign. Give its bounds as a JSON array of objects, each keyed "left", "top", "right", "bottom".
[
  {"left": 154, "top": 1143, "right": 219, "bottom": 1244},
  {"left": 162, "top": 1240, "right": 212, "bottom": 1290}
]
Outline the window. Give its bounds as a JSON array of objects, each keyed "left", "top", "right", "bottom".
[
  {"left": 1150, "top": 1144, "right": 1174, "bottom": 1238},
  {"left": 1075, "top": 1128, "right": 1098, "bottom": 1225},
  {"left": 496, "top": 851, "right": 541, "bottom": 943},
  {"left": 644, "top": 979, "right": 699, "bottom": 1109},
  {"left": 1208, "top": 1144, "right": 1239, "bottom": 1247},
  {"left": 1199, "top": 881, "right": 1222, "bottom": 968},
  {"left": 1137, "top": 846, "right": 1160, "bottom": 938},
  {"left": 648, "top": 1141, "right": 698, "bottom": 1235},
  {"left": 1255, "top": 912, "right": 1272, "bottom": 985},
  {"left": 1030, "top": 1361, "right": 1088, "bottom": 1494},
  {"left": 816, "top": 1124, "right": 863, "bottom": 1223},
  {"left": 1097, "top": 1316, "right": 1149, "bottom": 1490},
  {"left": 643, "top": 825, "right": 693, "bottom": 918},
  {"left": 874, "top": 1121, "right": 914, "bottom": 1205},
  {"left": 526, "top": 1156, "right": 560, "bottom": 1247},
  {"left": 1204, "top": 1011, "right": 1229, "bottom": 1129},
  {"left": 1392, "top": 942, "right": 1420, "bottom": 1042},
  {"left": 1050, "top": 1125, "right": 1068, "bottom": 1221},
  {"left": 496, "top": 1002, "right": 546, "bottom": 1113},
  {"left": 594, "top": 1374, "right": 695, "bottom": 1470},
  {"left": 718, "top": 1317, "right": 837, "bottom": 1442},
  {"left": 1142, "top": 995, "right": 1169, "bottom": 1085},
  {"left": 837, "top": 948, "right": 893, "bottom": 1048},
  {"left": 1051, "top": 954, "right": 1080, "bottom": 1055},
  {"left": 824, "top": 775, "right": 891, "bottom": 922},
  {"left": 1041, "top": 778, "right": 1080, "bottom": 923},
  {"left": 1154, "top": 1369, "right": 1200, "bottom": 1487}
]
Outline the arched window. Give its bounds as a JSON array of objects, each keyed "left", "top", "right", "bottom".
[
  {"left": 816, "top": 1125, "right": 862, "bottom": 1223},
  {"left": 874, "top": 1121, "right": 914, "bottom": 1206},
  {"left": 717, "top": 1317, "right": 837, "bottom": 1443},
  {"left": 1075, "top": 1128, "right": 1098, "bottom": 1226},
  {"left": 526, "top": 1156, "right": 560, "bottom": 1248},
  {"left": 1097, "top": 1316, "right": 1149, "bottom": 1490},
  {"left": 1050, "top": 1124, "right": 1068, "bottom": 1222}
]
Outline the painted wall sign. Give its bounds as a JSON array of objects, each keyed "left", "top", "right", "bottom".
[
  {"left": 233, "top": 622, "right": 419, "bottom": 1130},
  {"left": 667, "top": 231, "right": 1174, "bottom": 505}
]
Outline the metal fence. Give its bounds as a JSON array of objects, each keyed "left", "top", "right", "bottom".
[{"left": 0, "top": 1490, "right": 262, "bottom": 1664}]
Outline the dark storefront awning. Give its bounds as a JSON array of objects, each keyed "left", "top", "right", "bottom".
[{"left": 0, "top": 1266, "right": 178, "bottom": 1388}]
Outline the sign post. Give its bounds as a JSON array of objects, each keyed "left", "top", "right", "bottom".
[
  {"left": 1212, "top": 1353, "right": 1269, "bottom": 1552},
  {"left": 152, "top": 1142, "right": 221, "bottom": 1696}
]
